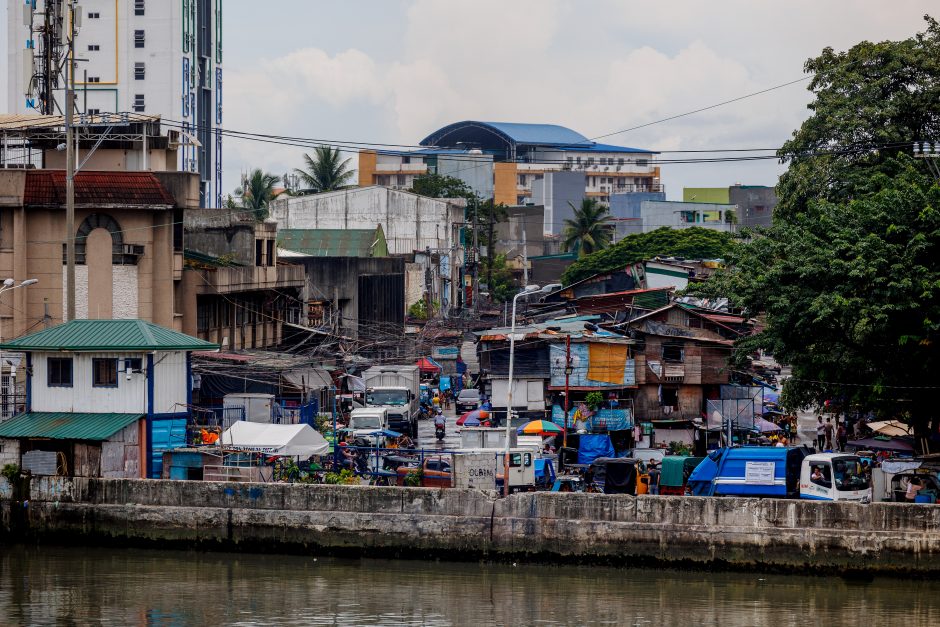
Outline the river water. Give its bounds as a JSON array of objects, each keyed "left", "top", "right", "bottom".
[{"left": 2, "top": 546, "right": 939, "bottom": 626}]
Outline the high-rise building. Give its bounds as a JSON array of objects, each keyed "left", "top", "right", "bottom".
[{"left": 5, "top": 0, "right": 223, "bottom": 207}]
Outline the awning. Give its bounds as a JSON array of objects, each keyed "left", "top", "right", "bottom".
[
  {"left": 220, "top": 421, "right": 329, "bottom": 457},
  {"left": 0, "top": 412, "right": 143, "bottom": 441},
  {"left": 281, "top": 368, "right": 333, "bottom": 390}
]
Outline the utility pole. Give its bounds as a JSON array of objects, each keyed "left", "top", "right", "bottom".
[
  {"left": 564, "top": 333, "right": 571, "bottom": 449},
  {"left": 64, "top": 0, "right": 77, "bottom": 321},
  {"left": 471, "top": 201, "right": 480, "bottom": 312},
  {"left": 522, "top": 219, "right": 529, "bottom": 288}
]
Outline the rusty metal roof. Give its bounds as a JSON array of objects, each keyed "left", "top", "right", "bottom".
[{"left": 24, "top": 170, "right": 176, "bottom": 208}]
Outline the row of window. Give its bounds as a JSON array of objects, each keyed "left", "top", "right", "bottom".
[
  {"left": 565, "top": 156, "right": 650, "bottom": 168},
  {"left": 47, "top": 357, "right": 142, "bottom": 388},
  {"left": 88, "top": 1, "right": 144, "bottom": 19}
]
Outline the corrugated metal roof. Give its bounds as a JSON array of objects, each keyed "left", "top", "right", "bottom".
[
  {"left": 0, "top": 112, "right": 159, "bottom": 131},
  {"left": 278, "top": 228, "right": 382, "bottom": 257},
  {"left": 0, "top": 412, "right": 142, "bottom": 440},
  {"left": 419, "top": 121, "right": 657, "bottom": 153},
  {"left": 0, "top": 319, "right": 220, "bottom": 352},
  {"left": 24, "top": 170, "right": 176, "bottom": 208}
]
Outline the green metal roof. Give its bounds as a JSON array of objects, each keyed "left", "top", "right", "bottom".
[
  {"left": 278, "top": 226, "right": 387, "bottom": 258},
  {"left": 0, "top": 319, "right": 220, "bottom": 352},
  {"left": 0, "top": 412, "right": 143, "bottom": 440}
]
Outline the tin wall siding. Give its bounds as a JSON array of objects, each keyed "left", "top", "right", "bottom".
[
  {"left": 153, "top": 351, "right": 188, "bottom": 414},
  {"left": 32, "top": 352, "right": 149, "bottom": 414}
]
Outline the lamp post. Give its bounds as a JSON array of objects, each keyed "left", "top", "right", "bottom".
[
  {"left": 0, "top": 279, "right": 39, "bottom": 420},
  {"left": 503, "top": 283, "right": 552, "bottom": 497}
]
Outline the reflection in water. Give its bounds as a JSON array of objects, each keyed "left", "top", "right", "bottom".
[{"left": 1, "top": 545, "right": 939, "bottom": 626}]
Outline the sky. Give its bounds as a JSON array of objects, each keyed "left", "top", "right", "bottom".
[{"left": 2, "top": 1, "right": 936, "bottom": 201}]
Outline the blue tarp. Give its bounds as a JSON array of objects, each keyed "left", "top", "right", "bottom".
[
  {"left": 439, "top": 376, "right": 452, "bottom": 392},
  {"left": 578, "top": 434, "right": 615, "bottom": 465},
  {"left": 535, "top": 458, "right": 556, "bottom": 482}
]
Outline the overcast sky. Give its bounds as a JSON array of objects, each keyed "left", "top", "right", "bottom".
[{"left": 3, "top": 1, "right": 936, "bottom": 201}]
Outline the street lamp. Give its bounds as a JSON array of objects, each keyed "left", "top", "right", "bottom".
[
  {"left": 503, "top": 283, "right": 553, "bottom": 497},
  {"left": 0, "top": 279, "right": 39, "bottom": 420}
]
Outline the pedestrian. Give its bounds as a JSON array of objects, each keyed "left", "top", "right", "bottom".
[
  {"left": 816, "top": 416, "right": 826, "bottom": 450},
  {"left": 824, "top": 417, "right": 835, "bottom": 451},
  {"left": 648, "top": 462, "right": 660, "bottom": 496},
  {"left": 836, "top": 421, "right": 848, "bottom": 452},
  {"left": 905, "top": 477, "right": 923, "bottom": 502}
]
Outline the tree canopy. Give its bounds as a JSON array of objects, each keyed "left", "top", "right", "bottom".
[
  {"left": 410, "top": 173, "right": 476, "bottom": 200},
  {"left": 562, "top": 198, "right": 613, "bottom": 257},
  {"left": 294, "top": 147, "right": 355, "bottom": 193},
  {"left": 698, "top": 16, "right": 940, "bottom": 433},
  {"left": 561, "top": 227, "right": 734, "bottom": 284},
  {"left": 234, "top": 169, "right": 281, "bottom": 221}
]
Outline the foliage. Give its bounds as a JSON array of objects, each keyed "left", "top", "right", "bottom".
[
  {"left": 294, "top": 146, "right": 356, "bottom": 193},
  {"left": 697, "top": 18, "right": 940, "bottom": 433},
  {"left": 324, "top": 469, "right": 358, "bottom": 485},
  {"left": 234, "top": 169, "right": 280, "bottom": 221},
  {"left": 482, "top": 254, "right": 516, "bottom": 303},
  {"left": 585, "top": 392, "right": 604, "bottom": 411},
  {"left": 2, "top": 464, "right": 20, "bottom": 482},
  {"left": 314, "top": 413, "right": 332, "bottom": 434},
  {"left": 562, "top": 198, "right": 613, "bottom": 257},
  {"left": 408, "top": 299, "right": 440, "bottom": 320},
  {"left": 562, "top": 227, "right": 735, "bottom": 284},
  {"left": 411, "top": 173, "right": 476, "bottom": 200},
  {"left": 403, "top": 468, "right": 423, "bottom": 487},
  {"left": 776, "top": 15, "right": 940, "bottom": 219},
  {"left": 668, "top": 441, "right": 692, "bottom": 456}
]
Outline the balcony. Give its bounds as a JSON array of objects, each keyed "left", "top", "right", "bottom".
[
  {"left": 196, "top": 264, "right": 306, "bottom": 295},
  {"left": 611, "top": 183, "right": 664, "bottom": 194}
]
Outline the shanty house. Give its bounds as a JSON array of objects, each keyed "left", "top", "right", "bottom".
[{"left": 0, "top": 319, "right": 218, "bottom": 478}]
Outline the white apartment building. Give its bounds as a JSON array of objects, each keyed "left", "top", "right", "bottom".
[{"left": 6, "top": 0, "right": 222, "bottom": 207}]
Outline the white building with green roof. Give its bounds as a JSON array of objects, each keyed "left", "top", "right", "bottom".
[{"left": 0, "top": 319, "right": 218, "bottom": 479}]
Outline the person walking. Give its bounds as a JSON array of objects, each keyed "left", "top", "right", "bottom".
[
  {"left": 836, "top": 421, "right": 848, "bottom": 452},
  {"left": 824, "top": 417, "right": 835, "bottom": 451},
  {"left": 816, "top": 416, "right": 826, "bottom": 450}
]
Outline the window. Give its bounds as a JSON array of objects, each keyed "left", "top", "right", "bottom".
[
  {"left": 809, "top": 463, "right": 832, "bottom": 489},
  {"left": 88, "top": 12, "right": 100, "bottom": 19},
  {"left": 93, "top": 359, "right": 118, "bottom": 387},
  {"left": 255, "top": 239, "right": 263, "bottom": 266},
  {"left": 660, "top": 387, "right": 679, "bottom": 408},
  {"left": 618, "top": 158, "right": 625, "bottom": 166},
  {"left": 396, "top": 174, "right": 406, "bottom": 186},
  {"left": 87, "top": 76, "right": 100, "bottom": 83},
  {"left": 266, "top": 239, "right": 275, "bottom": 267},
  {"left": 134, "top": 30, "right": 145, "bottom": 48},
  {"left": 48, "top": 358, "right": 73, "bottom": 387},
  {"left": 637, "top": 159, "right": 649, "bottom": 167},
  {"left": 586, "top": 157, "right": 594, "bottom": 166},
  {"left": 662, "top": 343, "right": 684, "bottom": 362},
  {"left": 576, "top": 157, "right": 582, "bottom": 165},
  {"left": 401, "top": 156, "right": 410, "bottom": 164},
  {"left": 87, "top": 108, "right": 100, "bottom": 116},
  {"left": 133, "top": 94, "right": 145, "bottom": 112},
  {"left": 134, "top": 0, "right": 145, "bottom": 16},
  {"left": 88, "top": 44, "right": 100, "bottom": 51},
  {"left": 517, "top": 174, "right": 526, "bottom": 185},
  {"left": 134, "top": 62, "right": 145, "bottom": 80},
  {"left": 123, "top": 358, "right": 143, "bottom": 373}
]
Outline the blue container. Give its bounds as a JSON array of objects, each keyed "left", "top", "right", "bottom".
[{"left": 915, "top": 494, "right": 936, "bottom": 504}]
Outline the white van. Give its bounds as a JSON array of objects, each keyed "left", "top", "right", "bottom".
[{"left": 799, "top": 452, "right": 872, "bottom": 502}]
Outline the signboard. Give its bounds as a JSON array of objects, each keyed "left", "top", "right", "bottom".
[
  {"left": 453, "top": 453, "right": 497, "bottom": 490},
  {"left": 432, "top": 346, "right": 460, "bottom": 360},
  {"left": 744, "top": 461, "right": 775, "bottom": 485}
]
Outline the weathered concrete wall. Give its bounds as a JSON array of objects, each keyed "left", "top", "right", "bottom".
[{"left": 4, "top": 476, "right": 940, "bottom": 574}]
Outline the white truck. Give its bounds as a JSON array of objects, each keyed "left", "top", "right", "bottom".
[
  {"left": 363, "top": 365, "right": 421, "bottom": 438},
  {"left": 348, "top": 408, "right": 389, "bottom": 444}
]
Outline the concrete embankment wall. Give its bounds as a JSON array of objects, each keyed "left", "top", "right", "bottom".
[{"left": 3, "top": 477, "right": 940, "bottom": 574}]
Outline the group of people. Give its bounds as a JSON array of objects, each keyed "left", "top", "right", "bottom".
[{"left": 816, "top": 415, "right": 849, "bottom": 452}]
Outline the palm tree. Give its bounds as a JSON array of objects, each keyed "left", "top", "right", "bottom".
[
  {"left": 234, "top": 169, "right": 281, "bottom": 221},
  {"left": 294, "top": 146, "right": 356, "bottom": 193},
  {"left": 562, "top": 198, "right": 613, "bottom": 257}
]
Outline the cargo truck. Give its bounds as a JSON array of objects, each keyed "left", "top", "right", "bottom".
[
  {"left": 688, "top": 447, "right": 871, "bottom": 502},
  {"left": 363, "top": 365, "right": 421, "bottom": 437}
]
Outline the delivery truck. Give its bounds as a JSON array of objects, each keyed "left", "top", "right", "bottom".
[
  {"left": 688, "top": 447, "right": 871, "bottom": 502},
  {"left": 363, "top": 365, "right": 421, "bottom": 437}
]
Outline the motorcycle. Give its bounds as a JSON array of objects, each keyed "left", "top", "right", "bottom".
[{"left": 435, "top": 423, "right": 446, "bottom": 441}]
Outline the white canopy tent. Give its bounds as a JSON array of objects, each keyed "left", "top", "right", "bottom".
[{"left": 220, "top": 421, "right": 329, "bottom": 457}]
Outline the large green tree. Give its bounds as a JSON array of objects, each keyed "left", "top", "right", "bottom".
[
  {"left": 294, "top": 146, "right": 355, "bottom": 193},
  {"left": 699, "top": 17, "right": 940, "bottom": 437},
  {"left": 234, "top": 169, "right": 280, "bottom": 221},
  {"left": 562, "top": 198, "right": 613, "bottom": 257},
  {"left": 410, "top": 173, "right": 475, "bottom": 200},
  {"left": 562, "top": 227, "right": 734, "bottom": 284}
]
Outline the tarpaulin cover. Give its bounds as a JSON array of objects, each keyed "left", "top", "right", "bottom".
[
  {"left": 578, "top": 434, "right": 615, "bottom": 464},
  {"left": 591, "top": 457, "right": 637, "bottom": 495},
  {"left": 281, "top": 368, "right": 333, "bottom": 391},
  {"left": 659, "top": 456, "right": 688, "bottom": 488},
  {"left": 848, "top": 437, "right": 914, "bottom": 453},
  {"left": 220, "top": 421, "right": 329, "bottom": 457},
  {"left": 587, "top": 342, "right": 629, "bottom": 385}
]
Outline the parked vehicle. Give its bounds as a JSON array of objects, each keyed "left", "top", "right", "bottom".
[
  {"left": 587, "top": 458, "right": 650, "bottom": 495},
  {"left": 659, "top": 455, "right": 704, "bottom": 495},
  {"left": 364, "top": 365, "right": 421, "bottom": 438},
  {"left": 395, "top": 456, "right": 452, "bottom": 488},
  {"left": 870, "top": 459, "right": 940, "bottom": 502},
  {"left": 348, "top": 408, "right": 389, "bottom": 444},
  {"left": 456, "top": 388, "right": 481, "bottom": 413},
  {"left": 688, "top": 447, "right": 871, "bottom": 502}
]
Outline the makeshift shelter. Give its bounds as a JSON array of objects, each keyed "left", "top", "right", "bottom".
[
  {"left": 220, "top": 421, "right": 329, "bottom": 457},
  {"left": 416, "top": 357, "right": 443, "bottom": 373},
  {"left": 866, "top": 420, "right": 912, "bottom": 438},
  {"left": 754, "top": 417, "right": 783, "bottom": 433}
]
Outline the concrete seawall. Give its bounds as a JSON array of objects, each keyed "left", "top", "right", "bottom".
[{"left": 4, "top": 477, "right": 940, "bottom": 574}]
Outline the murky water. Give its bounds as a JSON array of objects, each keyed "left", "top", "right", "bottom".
[{"left": 1, "top": 545, "right": 938, "bottom": 626}]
